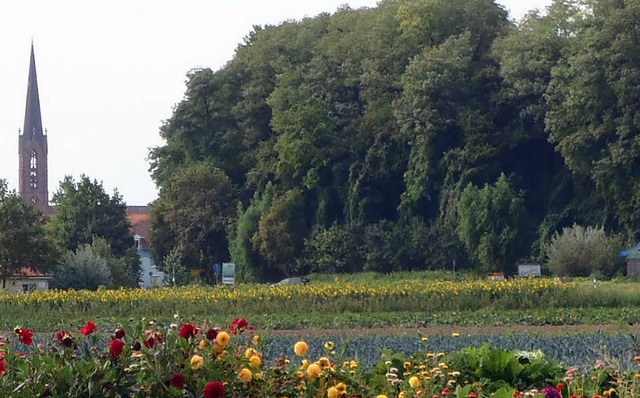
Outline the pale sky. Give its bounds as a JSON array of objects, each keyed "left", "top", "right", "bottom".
[{"left": 0, "top": 0, "right": 551, "bottom": 206}]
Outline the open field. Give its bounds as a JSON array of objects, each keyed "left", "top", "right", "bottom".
[
  {"left": 1, "top": 273, "right": 640, "bottom": 331},
  {"left": 2, "top": 274, "right": 640, "bottom": 396}
]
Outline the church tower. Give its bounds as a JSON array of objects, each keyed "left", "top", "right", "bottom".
[{"left": 18, "top": 43, "right": 48, "bottom": 209}]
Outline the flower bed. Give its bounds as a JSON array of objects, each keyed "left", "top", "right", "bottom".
[{"left": 1, "top": 317, "right": 639, "bottom": 397}]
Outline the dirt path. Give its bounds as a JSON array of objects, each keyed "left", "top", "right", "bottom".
[{"left": 265, "top": 324, "right": 640, "bottom": 337}]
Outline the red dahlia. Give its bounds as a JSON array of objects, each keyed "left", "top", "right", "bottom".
[
  {"left": 170, "top": 373, "right": 186, "bottom": 389},
  {"left": 109, "top": 339, "right": 125, "bottom": 358},
  {"left": 55, "top": 331, "right": 75, "bottom": 348},
  {"left": 79, "top": 321, "right": 96, "bottom": 336},
  {"left": 114, "top": 328, "right": 126, "bottom": 339},
  {"left": 179, "top": 323, "right": 195, "bottom": 339},
  {"left": 203, "top": 381, "right": 225, "bottom": 398},
  {"left": 230, "top": 317, "right": 249, "bottom": 334},
  {"left": 206, "top": 327, "right": 220, "bottom": 341},
  {"left": 18, "top": 328, "right": 33, "bottom": 346}
]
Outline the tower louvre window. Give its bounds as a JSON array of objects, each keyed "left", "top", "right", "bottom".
[
  {"left": 30, "top": 170, "right": 37, "bottom": 188},
  {"left": 30, "top": 151, "right": 37, "bottom": 170}
]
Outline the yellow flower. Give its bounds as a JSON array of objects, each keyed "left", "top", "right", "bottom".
[
  {"left": 327, "top": 386, "right": 340, "bottom": 398},
  {"left": 336, "top": 382, "right": 347, "bottom": 392},
  {"left": 409, "top": 376, "right": 421, "bottom": 389},
  {"left": 198, "top": 340, "right": 207, "bottom": 348},
  {"left": 216, "top": 331, "right": 230, "bottom": 347},
  {"left": 324, "top": 341, "right": 335, "bottom": 350},
  {"left": 239, "top": 367, "right": 252, "bottom": 382},
  {"left": 252, "top": 335, "right": 260, "bottom": 345},
  {"left": 245, "top": 347, "right": 258, "bottom": 358},
  {"left": 318, "top": 357, "right": 331, "bottom": 367},
  {"left": 399, "top": 392, "right": 406, "bottom": 398},
  {"left": 350, "top": 360, "right": 358, "bottom": 369},
  {"left": 306, "top": 363, "right": 322, "bottom": 378},
  {"left": 294, "top": 341, "right": 309, "bottom": 356},
  {"left": 249, "top": 354, "right": 262, "bottom": 368},
  {"left": 190, "top": 354, "right": 204, "bottom": 370},
  {"left": 421, "top": 336, "right": 429, "bottom": 342},
  {"left": 300, "top": 359, "right": 310, "bottom": 369},
  {"left": 452, "top": 332, "right": 460, "bottom": 337},
  {"left": 376, "top": 396, "right": 389, "bottom": 398}
]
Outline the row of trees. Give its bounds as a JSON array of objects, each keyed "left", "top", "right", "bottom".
[
  {"left": 0, "top": 177, "right": 140, "bottom": 290},
  {"left": 147, "top": 0, "right": 639, "bottom": 281}
]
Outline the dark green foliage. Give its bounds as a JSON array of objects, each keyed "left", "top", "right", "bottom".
[
  {"left": 147, "top": 0, "right": 640, "bottom": 281},
  {"left": 252, "top": 188, "right": 308, "bottom": 279},
  {"left": 228, "top": 183, "right": 276, "bottom": 282},
  {"left": 457, "top": 174, "right": 528, "bottom": 274},
  {"left": 49, "top": 175, "right": 133, "bottom": 258},
  {"left": 47, "top": 175, "right": 138, "bottom": 288},
  {"left": 303, "top": 223, "right": 363, "bottom": 274},
  {"left": 150, "top": 163, "right": 235, "bottom": 276},
  {"left": 0, "top": 179, "right": 61, "bottom": 288}
]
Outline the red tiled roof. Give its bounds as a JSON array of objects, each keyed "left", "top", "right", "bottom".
[
  {"left": 16, "top": 267, "right": 52, "bottom": 278},
  {"left": 127, "top": 206, "right": 151, "bottom": 249}
]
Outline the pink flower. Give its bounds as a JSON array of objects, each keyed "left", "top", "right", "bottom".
[{"left": 542, "top": 387, "right": 561, "bottom": 398}]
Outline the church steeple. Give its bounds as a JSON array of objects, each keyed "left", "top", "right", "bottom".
[
  {"left": 23, "top": 42, "right": 44, "bottom": 138},
  {"left": 18, "top": 42, "right": 49, "bottom": 209}
]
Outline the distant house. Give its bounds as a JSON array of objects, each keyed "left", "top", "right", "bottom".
[
  {"left": 624, "top": 245, "right": 640, "bottom": 279},
  {"left": 2, "top": 268, "right": 52, "bottom": 294},
  {"left": 128, "top": 207, "right": 165, "bottom": 288}
]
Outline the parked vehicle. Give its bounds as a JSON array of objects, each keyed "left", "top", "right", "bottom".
[{"left": 271, "top": 277, "right": 310, "bottom": 287}]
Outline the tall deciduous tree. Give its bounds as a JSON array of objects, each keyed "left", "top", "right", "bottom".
[
  {"left": 149, "top": 162, "right": 236, "bottom": 275},
  {"left": 49, "top": 175, "right": 134, "bottom": 257},
  {"left": 457, "top": 174, "right": 528, "bottom": 274},
  {"left": 546, "top": 0, "right": 640, "bottom": 237},
  {"left": 252, "top": 188, "right": 308, "bottom": 278},
  {"left": 0, "top": 179, "right": 60, "bottom": 288}
]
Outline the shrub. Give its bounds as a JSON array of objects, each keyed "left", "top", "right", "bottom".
[
  {"left": 544, "top": 224, "right": 625, "bottom": 278},
  {"left": 50, "top": 244, "right": 111, "bottom": 290}
]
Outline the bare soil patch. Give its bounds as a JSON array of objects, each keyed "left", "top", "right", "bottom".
[{"left": 266, "top": 324, "right": 640, "bottom": 337}]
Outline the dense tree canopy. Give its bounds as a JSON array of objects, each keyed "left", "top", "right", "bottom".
[
  {"left": 0, "top": 179, "right": 60, "bottom": 288},
  {"left": 48, "top": 175, "right": 139, "bottom": 287},
  {"left": 148, "top": 0, "right": 638, "bottom": 281}
]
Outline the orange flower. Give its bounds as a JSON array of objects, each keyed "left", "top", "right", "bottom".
[
  {"left": 306, "top": 363, "right": 321, "bottom": 378},
  {"left": 557, "top": 383, "right": 565, "bottom": 390},
  {"left": 294, "top": 341, "right": 309, "bottom": 356}
]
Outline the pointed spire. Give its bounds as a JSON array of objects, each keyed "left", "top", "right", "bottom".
[{"left": 23, "top": 42, "right": 43, "bottom": 138}]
